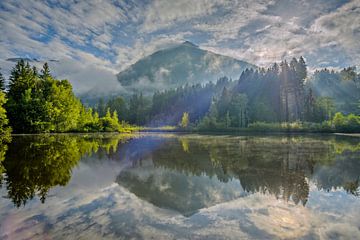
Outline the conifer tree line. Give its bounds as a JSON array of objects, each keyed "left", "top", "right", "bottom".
[
  {"left": 93, "top": 57, "right": 360, "bottom": 132},
  {"left": 0, "top": 57, "right": 359, "bottom": 134},
  {"left": 0, "top": 60, "right": 135, "bottom": 134}
]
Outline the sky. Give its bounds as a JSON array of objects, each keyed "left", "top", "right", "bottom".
[{"left": 0, "top": 0, "right": 359, "bottom": 93}]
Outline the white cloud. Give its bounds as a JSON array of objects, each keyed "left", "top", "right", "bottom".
[
  {"left": 49, "top": 58, "right": 123, "bottom": 94},
  {"left": 114, "top": 32, "right": 192, "bottom": 71},
  {"left": 140, "top": 0, "right": 221, "bottom": 33},
  {"left": 310, "top": 0, "right": 360, "bottom": 63},
  {"left": 1, "top": 0, "right": 359, "bottom": 92}
]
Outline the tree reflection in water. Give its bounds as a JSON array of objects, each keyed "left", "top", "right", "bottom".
[
  {"left": 0, "top": 134, "right": 134, "bottom": 207},
  {"left": 0, "top": 133, "right": 359, "bottom": 212},
  {"left": 117, "top": 135, "right": 360, "bottom": 215}
]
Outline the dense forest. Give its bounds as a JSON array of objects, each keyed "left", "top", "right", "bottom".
[
  {"left": 0, "top": 58, "right": 359, "bottom": 134},
  {"left": 94, "top": 57, "right": 360, "bottom": 132},
  {"left": 0, "top": 60, "right": 137, "bottom": 134}
]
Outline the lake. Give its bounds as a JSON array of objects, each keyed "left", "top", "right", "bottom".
[{"left": 0, "top": 133, "right": 359, "bottom": 239}]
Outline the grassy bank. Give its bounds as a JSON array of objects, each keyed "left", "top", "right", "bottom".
[{"left": 140, "top": 120, "right": 360, "bottom": 134}]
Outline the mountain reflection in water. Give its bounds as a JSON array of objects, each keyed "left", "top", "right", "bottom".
[{"left": 0, "top": 133, "right": 359, "bottom": 239}]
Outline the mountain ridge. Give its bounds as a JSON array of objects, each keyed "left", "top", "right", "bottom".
[{"left": 116, "top": 41, "right": 256, "bottom": 95}]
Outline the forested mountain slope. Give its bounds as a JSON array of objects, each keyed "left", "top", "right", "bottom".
[{"left": 116, "top": 41, "right": 255, "bottom": 95}]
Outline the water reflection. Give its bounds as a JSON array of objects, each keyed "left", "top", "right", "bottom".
[
  {"left": 0, "top": 133, "right": 359, "bottom": 239},
  {"left": 0, "top": 134, "right": 359, "bottom": 211},
  {"left": 0, "top": 134, "right": 135, "bottom": 207},
  {"left": 116, "top": 135, "right": 360, "bottom": 215}
]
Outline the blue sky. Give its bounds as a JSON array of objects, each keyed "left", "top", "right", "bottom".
[{"left": 0, "top": 0, "right": 359, "bottom": 92}]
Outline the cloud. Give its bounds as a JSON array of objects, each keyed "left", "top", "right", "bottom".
[
  {"left": 309, "top": 0, "right": 360, "bottom": 64},
  {"left": 140, "top": 0, "right": 221, "bottom": 33},
  {"left": 49, "top": 59, "right": 123, "bottom": 94},
  {"left": 114, "top": 32, "right": 192, "bottom": 71},
  {"left": 1, "top": 0, "right": 359, "bottom": 92}
]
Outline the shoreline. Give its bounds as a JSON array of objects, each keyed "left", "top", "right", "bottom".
[{"left": 8, "top": 130, "right": 360, "bottom": 136}]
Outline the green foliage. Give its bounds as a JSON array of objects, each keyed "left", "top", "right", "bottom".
[
  {"left": 1, "top": 134, "right": 136, "bottom": 207},
  {"left": 0, "top": 92, "right": 11, "bottom": 141},
  {"left": 0, "top": 68, "right": 5, "bottom": 92},
  {"left": 309, "top": 67, "right": 360, "bottom": 114},
  {"left": 180, "top": 112, "right": 189, "bottom": 128},
  {"left": 248, "top": 121, "right": 333, "bottom": 132},
  {"left": 106, "top": 96, "right": 128, "bottom": 121},
  {"left": 4, "top": 61, "right": 136, "bottom": 133},
  {"left": 314, "top": 97, "right": 336, "bottom": 122},
  {"left": 99, "top": 108, "right": 121, "bottom": 132},
  {"left": 229, "top": 93, "right": 248, "bottom": 127},
  {"left": 333, "top": 112, "right": 360, "bottom": 133},
  {"left": 247, "top": 113, "right": 360, "bottom": 133},
  {"left": 340, "top": 67, "right": 357, "bottom": 81},
  {"left": 129, "top": 93, "right": 150, "bottom": 125}
]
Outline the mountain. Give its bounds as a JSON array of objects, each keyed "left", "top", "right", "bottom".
[{"left": 116, "top": 41, "right": 256, "bottom": 95}]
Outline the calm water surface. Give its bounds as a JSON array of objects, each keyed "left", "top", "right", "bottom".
[{"left": 0, "top": 133, "right": 359, "bottom": 239}]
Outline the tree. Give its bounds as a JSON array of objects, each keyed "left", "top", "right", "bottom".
[
  {"left": 0, "top": 68, "right": 5, "bottom": 92},
  {"left": 6, "top": 61, "right": 42, "bottom": 132},
  {"left": 280, "top": 61, "right": 291, "bottom": 122},
  {"left": 180, "top": 112, "right": 189, "bottom": 128},
  {"left": 208, "top": 98, "right": 218, "bottom": 122},
  {"left": 314, "top": 97, "right": 335, "bottom": 122},
  {"left": 218, "top": 87, "right": 231, "bottom": 116},
  {"left": 6, "top": 61, "right": 88, "bottom": 133},
  {"left": 229, "top": 93, "right": 248, "bottom": 128},
  {"left": 296, "top": 56, "right": 307, "bottom": 84},
  {"left": 304, "top": 88, "right": 315, "bottom": 122},
  {"left": 40, "top": 62, "right": 51, "bottom": 80},
  {"left": 106, "top": 96, "right": 128, "bottom": 121},
  {"left": 225, "top": 111, "right": 231, "bottom": 128},
  {"left": 0, "top": 92, "right": 11, "bottom": 138},
  {"left": 129, "top": 93, "right": 149, "bottom": 125},
  {"left": 96, "top": 98, "right": 107, "bottom": 117},
  {"left": 7, "top": 60, "right": 37, "bottom": 100},
  {"left": 99, "top": 108, "right": 121, "bottom": 132},
  {"left": 340, "top": 67, "right": 357, "bottom": 81}
]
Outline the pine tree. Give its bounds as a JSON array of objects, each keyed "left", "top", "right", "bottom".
[
  {"left": 0, "top": 91, "right": 11, "bottom": 137},
  {"left": 304, "top": 88, "right": 315, "bottom": 121},
  {"left": 40, "top": 62, "right": 51, "bottom": 80},
  {"left": 290, "top": 58, "right": 301, "bottom": 120},
  {"left": 280, "top": 61, "right": 290, "bottom": 122},
  {"left": 8, "top": 60, "right": 37, "bottom": 99},
  {"left": 96, "top": 98, "right": 106, "bottom": 117},
  {"left": 218, "top": 87, "right": 231, "bottom": 116},
  {"left": 225, "top": 111, "right": 231, "bottom": 128},
  {"left": 0, "top": 69, "right": 5, "bottom": 92},
  {"left": 295, "top": 56, "right": 307, "bottom": 120},
  {"left": 297, "top": 56, "right": 307, "bottom": 83}
]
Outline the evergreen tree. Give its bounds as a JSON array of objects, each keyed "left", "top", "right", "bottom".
[
  {"left": 106, "top": 96, "right": 128, "bottom": 121},
  {"left": 218, "top": 87, "right": 231, "bottom": 117},
  {"left": 6, "top": 60, "right": 41, "bottom": 132},
  {"left": 129, "top": 93, "right": 149, "bottom": 125},
  {"left": 229, "top": 93, "right": 248, "bottom": 128},
  {"left": 297, "top": 56, "right": 307, "bottom": 82},
  {"left": 0, "top": 68, "right": 6, "bottom": 92},
  {"left": 280, "top": 61, "right": 290, "bottom": 122},
  {"left": 304, "top": 88, "right": 315, "bottom": 122},
  {"left": 0, "top": 92, "right": 11, "bottom": 137},
  {"left": 40, "top": 62, "right": 51, "bottom": 80},
  {"left": 225, "top": 111, "right": 231, "bottom": 128},
  {"left": 96, "top": 98, "right": 106, "bottom": 117},
  {"left": 208, "top": 98, "right": 218, "bottom": 122},
  {"left": 7, "top": 60, "right": 37, "bottom": 100}
]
